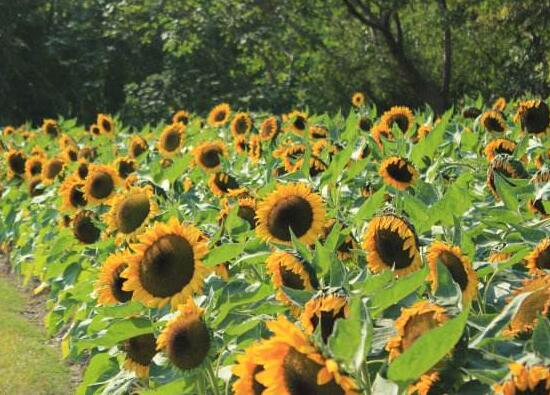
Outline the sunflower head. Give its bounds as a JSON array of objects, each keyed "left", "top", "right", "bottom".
[
  {"left": 193, "top": 140, "right": 227, "bottom": 172},
  {"left": 514, "top": 100, "right": 550, "bottom": 135},
  {"left": 249, "top": 134, "right": 262, "bottom": 164},
  {"left": 379, "top": 156, "right": 418, "bottom": 190},
  {"left": 358, "top": 116, "right": 372, "bottom": 132},
  {"left": 492, "top": 97, "right": 507, "bottom": 111},
  {"left": 362, "top": 212, "right": 422, "bottom": 277},
  {"left": 172, "top": 110, "right": 190, "bottom": 125},
  {"left": 42, "top": 119, "right": 60, "bottom": 138},
  {"left": 487, "top": 154, "right": 528, "bottom": 198},
  {"left": 525, "top": 238, "right": 550, "bottom": 276},
  {"left": 97, "top": 114, "right": 115, "bottom": 136},
  {"left": 283, "top": 143, "right": 306, "bottom": 173},
  {"left": 41, "top": 157, "right": 65, "bottom": 185},
  {"left": 256, "top": 183, "right": 326, "bottom": 246},
  {"left": 96, "top": 251, "right": 133, "bottom": 304},
  {"left": 72, "top": 210, "right": 101, "bottom": 244},
  {"left": 207, "top": 103, "right": 231, "bottom": 127},
  {"left": 89, "top": 124, "right": 101, "bottom": 136},
  {"left": 78, "top": 147, "right": 96, "bottom": 162},
  {"left": 285, "top": 111, "right": 308, "bottom": 135},
  {"left": 231, "top": 112, "right": 253, "bottom": 138},
  {"left": 157, "top": 299, "right": 211, "bottom": 370},
  {"left": 25, "top": 156, "right": 44, "bottom": 179},
  {"left": 259, "top": 117, "right": 279, "bottom": 141},
  {"left": 462, "top": 107, "right": 481, "bottom": 119},
  {"left": 3, "top": 125, "right": 15, "bottom": 138},
  {"left": 59, "top": 134, "right": 76, "bottom": 150},
  {"left": 62, "top": 146, "right": 79, "bottom": 163},
  {"left": 104, "top": 186, "right": 157, "bottom": 238},
  {"left": 480, "top": 110, "right": 506, "bottom": 133},
  {"left": 237, "top": 197, "right": 257, "bottom": 229},
  {"left": 76, "top": 160, "right": 89, "bottom": 180},
  {"left": 371, "top": 122, "right": 393, "bottom": 149},
  {"left": 487, "top": 249, "right": 512, "bottom": 264},
  {"left": 427, "top": 240, "right": 478, "bottom": 303},
  {"left": 300, "top": 292, "right": 349, "bottom": 343},
  {"left": 234, "top": 134, "right": 249, "bottom": 155},
  {"left": 122, "top": 333, "right": 157, "bottom": 378},
  {"left": 232, "top": 342, "right": 267, "bottom": 395},
  {"left": 309, "top": 126, "right": 329, "bottom": 140},
  {"left": 129, "top": 135, "right": 149, "bottom": 158},
  {"left": 208, "top": 172, "right": 239, "bottom": 197},
  {"left": 484, "top": 139, "right": 517, "bottom": 161},
  {"left": 28, "top": 176, "right": 45, "bottom": 197},
  {"left": 158, "top": 123, "right": 185, "bottom": 157},
  {"left": 115, "top": 157, "right": 137, "bottom": 179},
  {"left": 416, "top": 124, "right": 433, "bottom": 142},
  {"left": 60, "top": 175, "right": 87, "bottom": 212},
  {"left": 381, "top": 106, "right": 415, "bottom": 133},
  {"left": 352, "top": 92, "right": 365, "bottom": 108},
  {"left": 6, "top": 149, "right": 27, "bottom": 178},
  {"left": 493, "top": 363, "right": 549, "bottom": 395},
  {"left": 122, "top": 217, "right": 210, "bottom": 308},
  {"left": 83, "top": 164, "right": 120, "bottom": 204}
]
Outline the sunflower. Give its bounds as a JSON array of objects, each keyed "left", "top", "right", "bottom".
[
  {"left": 158, "top": 123, "right": 185, "bottom": 158},
  {"left": 156, "top": 299, "right": 211, "bottom": 370},
  {"left": 30, "top": 146, "right": 46, "bottom": 158},
  {"left": 42, "top": 119, "right": 60, "bottom": 138},
  {"left": 484, "top": 139, "right": 517, "bottom": 161},
  {"left": 97, "top": 114, "right": 115, "bottom": 136},
  {"left": 129, "top": 135, "right": 149, "bottom": 158},
  {"left": 462, "top": 107, "right": 481, "bottom": 119},
  {"left": 493, "top": 363, "right": 550, "bottom": 395},
  {"left": 528, "top": 198, "right": 548, "bottom": 218},
  {"left": 259, "top": 117, "right": 279, "bottom": 141},
  {"left": 6, "top": 149, "right": 27, "bottom": 179},
  {"left": 60, "top": 175, "right": 87, "bottom": 212},
  {"left": 208, "top": 172, "right": 239, "bottom": 197},
  {"left": 254, "top": 316, "right": 358, "bottom": 395},
  {"left": 492, "top": 97, "right": 507, "bottom": 111},
  {"left": 300, "top": 293, "right": 349, "bottom": 343},
  {"left": 487, "top": 154, "right": 529, "bottom": 199},
  {"left": 122, "top": 217, "right": 209, "bottom": 308},
  {"left": 83, "top": 164, "right": 120, "bottom": 204},
  {"left": 96, "top": 251, "right": 133, "bottom": 304},
  {"left": 362, "top": 213, "right": 422, "bottom": 277},
  {"left": 104, "top": 186, "right": 158, "bottom": 239},
  {"left": 266, "top": 251, "right": 316, "bottom": 310},
  {"left": 24, "top": 156, "right": 44, "bottom": 179},
  {"left": 249, "top": 134, "right": 261, "bottom": 164},
  {"left": 237, "top": 197, "right": 257, "bottom": 229},
  {"left": 214, "top": 263, "right": 230, "bottom": 280},
  {"left": 78, "top": 147, "right": 96, "bottom": 162},
  {"left": 193, "top": 140, "right": 228, "bottom": 172},
  {"left": 416, "top": 124, "right": 432, "bottom": 142},
  {"left": 232, "top": 342, "right": 267, "bottom": 395},
  {"left": 309, "top": 126, "right": 329, "bottom": 139},
  {"left": 112, "top": 157, "right": 137, "bottom": 180},
  {"left": 487, "top": 249, "right": 512, "bottom": 264},
  {"left": 525, "top": 238, "right": 550, "bottom": 276},
  {"left": 351, "top": 92, "right": 365, "bottom": 108},
  {"left": 234, "top": 135, "right": 249, "bottom": 155},
  {"left": 183, "top": 177, "right": 193, "bottom": 192},
  {"left": 28, "top": 176, "right": 44, "bottom": 197},
  {"left": 72, "top": 210, "right": 101, "bottom": 244},
  {"left": 121, "top": 334, "right": 157, "bottom": 379},
  {"left": 337, "top": 235, "right": 358, "bottom": 261},
  {"left": 358, "top": 116, "right": 372, "bottom": 132},
  {"left": 41, "top": 157, "right": 65, "bottom": 185},
  {"left": 379, "top": 156, "right": 418, "bottom": 190},
  {"left": 283, "top": 144, "right": 306, "bottom": 173},
  {"left": 172, "top": 110, "right": 190, "bottom": 125},
  {"left": 2, "top": 125, "right": 15, "bottom": 138},
  {"left": 427, "top": 241, "right": 478, "bottom": 303},
  {"left": 371, "top": 123, "right": 393, "bottom": 149},
  {"left": 381, "top": 106, "right": 415, "bottom": 133},
  {"left": 502, "top": 276, "right": 550, "bottom": 337},
  {"left": 310, "top": 157, "right": 328, "bottom": 177},
  {"left": 76, "top": 160, "right": 89, "bottom": 180},
  {"left": 62, "top": 146, "right": 79, "bottom": 163},
  {"left": 207, "top": 103, "right": 231, "bottom": 127},
  {"left": 480, "top": 110, "right": 506, "bottom": 133},
  {"left": 514, "top": 100, "right": 550, "bottom": 135},
  {"left": 231, "top": 112, "right": 253, "bottom": 138},
  {"left": 532, "top": 167, "right": 550, "bottom": 185},
  {"left": 285, "top": 111, "right": 308, "bottom": 135},
  {"left": 256, "top": 183, "right": 326, "bottom": 246},
  {"left": 59, "top": 134, "right": 77, "bottom": 150},
  {"left": 89, "top": 124, "right": 101, "bottom": 136}
]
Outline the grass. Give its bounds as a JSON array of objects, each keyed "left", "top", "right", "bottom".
[{"left": 0, "top": 276, "right": 73, "bottom": 395}]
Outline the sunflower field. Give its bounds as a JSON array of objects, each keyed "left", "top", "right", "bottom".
[{"left": 0, "top": 95, "right": 549, "bottom": 395}]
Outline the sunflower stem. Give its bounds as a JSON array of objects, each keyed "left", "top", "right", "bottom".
[
  {"left": 362, "top": 362, "right": 372, "bottom": 395},
  {"left": 206, "top": 360, "right": 221, "bottom": 395},
  {"left": 197, "top": 373, "right": 207, "bottom": 395}
]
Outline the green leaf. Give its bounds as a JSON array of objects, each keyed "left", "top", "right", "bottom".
[
  {"left": 76, "top": 318, "right": 154, "bottom": 353},
  {"left": 355, "top": 186, "right": 386, "bottom": 224},
  {"left": 203, "top": 242, "right": 246, "bottom": 267},
  {"left": 76, "top": 353, "right": 118, "bottom": 395},
  {"left": 312, "top": 240, "right": 332, "bottom": 277},
  {"left": 411, "top": 109, "right": 452, "bottom": 167},
  {"left": 162, "top": 153, "right": 192, "bottom": 183},
  {"left": 320, "top": 143, "right": 354, "bottom": 186},
  {"left": 494, "top": 173, "right": 519, "bottom": 211},
  {"left": 212, "top": 283, "right": 272, "bottom": 327},
  {"left": 387, "top": 307, "right": 469, "bottom": 385},
  {"left": 532, "top": 317, "right": 550, "bottom": 359},
  {"left": 140, "top": 378, "right": 195, "bottom": 395},
  {"left": 360, "top": 270, "right": 393, "bottom": 295},
  {"left": 290, "top": 228, "right": 313, "bottom": 262},
  {"left": 475, "top": 247, "right": 530, "bottom": 277}
]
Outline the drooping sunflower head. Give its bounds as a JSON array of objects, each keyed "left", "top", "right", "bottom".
[
  {"left": 232, "top": 341, "right": 267, "bottom": 395},
  {"left": 525, "top": 238, "right": 550, "bottom": 276},
  {"left": 6, "top": 149, "right": 27, "bottom": 178},
  {"left": 230, "top": 112, "right": 253, "bottom": 138},
  {"left": 528, "top": 198, "right": 548, "bottom": 218},
  {"left": 41, "top": 157, "right": 65, "bottom": 185},
  {"left": 371, "top": 122, "right": 393, "bottom": 149},
  {"left": 380, "top": 106, "right": 415, "bottom": 133},
  {"left": 172, "top": 110, "right": 190, "bottom": 125},
  {"left": 236, "top": 197, "right": 257, "bottom": 229},
  {"left": 427, "top": 240, "right": 478, "bottom": 304},
  {"left": 386, "top": 301, "right": 448, "bottom": 361},
  {"left": 72, "top": 210, "right": 101, "bottom": 244},
  {"left": 379, "top": 156, "right": 418, "bottom": 190},
  {"left": 96, "top": 251, "right": 133, "bottom": 305},
  {"left": 59, "top": 134, "right": 77, "bottom": 150},
  {"left": 28, "top": 176, "right": 45, "bottom": 197},
  {"left": 502, "top": 276, "right": 550, "bottom": 338},
  {"left": 114, "top": 156, "right": 137, "bottom": 180},
  {"left": 122, "top": 333, "right": 157, "bottom": 378},
  {"left": 532, "top": 167, "right": 550, "bottom": 185},
  {"left": 62, "top": 146, "right": 79, "bottom": 163},
  {"left": 362, "top": 213, "right": 422, "bottom": 277},
  {"left": 254, "top": 315, "right": 358, "bottom": 395},
  {"left": 193, "top": 140, "right": 228, "bottom": 172},
  {"left": 129, "top": 135, "right": 149, "bottom": 158},
  {"left": 89, "top": 124, "right": 101, "bottom": 136},
  {"left": 415, "top": 124, "right": 433, "bottom": 142},
  {"left": 2, "top": 125, "right": 15, "bottom": 138},
  {"left": 249, "top": 134, "right": 262, "bottom": 164},
  {"left": 351, "top": 92, "right": 365, "bottom": 108},
  {"left": 234, "top": 134, "right": 249, "bottom": 155},
  {"left": 484, "top": 139, "right": 517, "bottom": 161},
  {"left": 282, "top": 143, "right": 306, "bottom": 173},
  {"left": 493, "top": 362, "right": 549, "bottom": 395},
  {"left": 157, "top": 299, "right": 211, "bottom": 370},
  {"left": 480, "top": 110, "right": 506, "bottom": 133},
  {"left": 309, "top": 126, "right": 329, "bottom": 140},
  {"left": 60, "top": 175, "right": 87, "bottom": 212},
  {"left": 42, "top": 119, "right": 60, "bottom": 138},
  {"left": 300, "top": 292, "right": 349, "bottom": 343},
  {"left": 462, "top": 106, "right": 481, "bottom": 119},
  {"left": 97, "top": 113, "right": 115, "bottom": 136},
  {"left": 259, "top": 116, "right": 279, "bottom": 141},
  {"left": 487, "top": 154, "right": 529, "bottom": 198},
  {"left": 76, "top": 160, "right": 89, "bottom": 180},
  {"left": 514, "top": 100, "right": 550, "bottom": 135},
  {"left": 207, "top": 103, "right": 231, "bottom": 127},
  {"left": 285, "top": 110, "right": 308, "bottom": 135},
  {"left": 122, "top": 217, "right": 209, "bottom": 308},
  {"left": 158, "top": 123, "right": 185, "bottom": 157},
  {"left": 78, "top": 146, "right": 96, "bottom": 162},
  {"left": 208, "top": 172, "right": 239, "bottom": 197},
  {"left": 256, "top": 183, "right": 326, "bottom": 245},
  {"left": 487, "top": 248, "right": 512, "bottom": 264},
  {"left": 104, "top": 186, "right": 158, "bottom": 238},
  {"left": 492, "top": 97, "right": 507, "bottom": 111},
  {"left": 83, "top": 164, "right": 120, "bottom": 204},
  {"left": 24, "top": 156, "right": 44, "bottom": 179},
  {"left": 358, "top": 116, "right": 372, "bottom": 132}
]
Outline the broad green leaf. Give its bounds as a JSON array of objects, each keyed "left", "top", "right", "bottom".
[
  {"left": 76, "top": 318, "right": 154, "bottom": 353},
  {"left": 140, "top": 378, "right": 195, "bottom": 395},
  {"left": 203, "top": 242, "right": 246, "bottom": 267},
  {"left": 532, "top": 317, "right": 550, "bottom": 359},
  {"left": 494, "top": 173, "right": 519, "bottom": 211},
  {"left": 355, "top": 186, "right": 386, "bottom": 224},
  {"left": 410, "top": 109, "right": 452, "bottom": 167},
  {"left": 76, "top": 353, "right": 118, "bottom": 395}
]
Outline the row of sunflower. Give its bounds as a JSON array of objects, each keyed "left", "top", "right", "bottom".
[{"left": 0, "top": 94, "right": 548, "bottom": 395}]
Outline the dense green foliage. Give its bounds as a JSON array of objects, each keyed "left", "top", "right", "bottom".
[{"left": 2, "top": 1, "right": 550, "bottom": 126}]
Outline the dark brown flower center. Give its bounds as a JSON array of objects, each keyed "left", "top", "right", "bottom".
[
  {"left": 523, "top": 103, "right": 550, "bottom": 134},
  {"left": 46, "top": 124, "right": 59, "bottom": 137},
  {"left": 8, "top": 153, "right": 26, "bottom": 174},
  {"left": 267, "top": 196, "right": 313, "bottom": 241},
  {"left": 252, "top": 365, "right": 266, "bottom": 395},
  {"left": 359, "top": 117, "right": 371, "bottom": 131},
  {"left": 462, "top": 107, "right": 481, "bottom": 118},
  {"left": 30, "top": 162, "right": 42, "bottom": 176},
  {"left": 374, "top": 227, "right": 415, "bottom": 269},
  {"left": 535, "top": 245, "right": 550, "bottom": 271},
  {"left": 73, "top": 212, "right": 100, "bottom": 244},
  {"left": 439, "top": 251, "right": 468, "bottom": 291},
  {"left": 163, "top": 131, "right": 181, "bottom": 151},
  {"left": 386, "top": 161, "right": 413, "bottom": 183},
  {"left": 484, "top": 116, "right": 505, "bottom": 132},
  {"left": 282, "top": 348, "right": 344, "bottom": 395},
  {"left": 132, "top": 142, "right": 146, "bottom": 157},
  {"left": 118, "top": 160, "right": 136, "bottom": 178},
  {"left": 261, "top": 120, "right": 276, "bottom": 138},
  {"left": 111, "top": 264, "right": 132, "bottom": 303},
  {"left": 215, "top": 110, "right": 227, "bottom": 122},
  {"left": 167, "top": 319, "right": 210, "bottom": 370},
  {"left": 124, "top": 333, "right": 156, "bottom": 366},
  {"left": 69, "top": 185, "right": 87, "bottom": 208},
  {"left": 213, "top": 173, "right": 239, "bottom": 193},
  {"left": 139, "top": 234, "right": 195, "bottom": 298},
  {"left": 117, "top": 193, "right": 151, "bottom": 234},
  {"left": 102, "top": 119, "right": 112, "bottom": 132},
  {"left": 310, "top": 308, "right": 346, "bottom": 343},
  {"left": 67, "top": 149, "right": 78, "bottom": 162},
  {"left": 90, "top": 172, "right": 114, "bottom": 199},
  {"left": 200, "top": 147, "right": 222, "bottom": 168},
  {"left": 238, "top": 205, "right": 256, "bottom": 229},
  {"left": 280, "top": 266, "right": 306, "bottom": 290},
  {"left": 389, "top": 115, "right": 409, "bottom": 132},
  {"left": 45, "top": 160, "right": 63, "bottom": 179},
  {"left": 235, "top": 117, "right": 249, "bottom": 134},
  {"left": 78, "top": 163, "right": 89, "bottom": 180},
  {"left": 293, "top": 116, "right": 306, "bottom": 131},
  {"left": 401, "top": 313, "right": 439, "bottom": 351}
]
